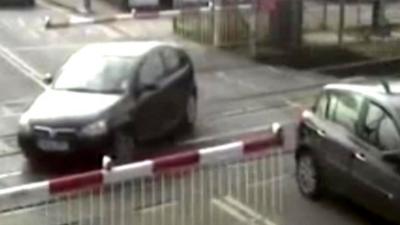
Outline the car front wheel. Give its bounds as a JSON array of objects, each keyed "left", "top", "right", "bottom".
[
  {"left": 25, "top": 0, "right": 35, "bottom": 6},
  {"left": 182, "top": 94, "right": 197, "bottom": 130},
  {"left": 296, "top": 151, "right": 323, "bottom": 200},
  {"left": 113, "top": 131, "right": 135, "bottom": 164}
]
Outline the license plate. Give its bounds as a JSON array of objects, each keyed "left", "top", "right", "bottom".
[{"left": 37, "top": 139, "right": 69, "bottom": 151}]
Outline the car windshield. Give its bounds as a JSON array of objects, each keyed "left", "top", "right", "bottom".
[{"left": 53, "top": 55, "right": 138, "bottom": 94}]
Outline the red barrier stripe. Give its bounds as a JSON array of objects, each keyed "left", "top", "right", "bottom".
[
  {"left": 153, "top": 151, "right": 199, "bottom": 173},
  {"left": 243, "top": 135, "right": 281, "bottom": 154},
  {"left": 49, "top": 170, "right": 103, "bottom": 194}
]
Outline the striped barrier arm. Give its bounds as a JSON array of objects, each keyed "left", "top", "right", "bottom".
[
  {"left": 44, "top": 4, "right": 252, "bottom": 29},
  {"left": 0, "top": 122, "right": 297, "bottom": 213}
]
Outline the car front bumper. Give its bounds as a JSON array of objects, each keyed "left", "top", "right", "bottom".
[{"left": 18, "top": 131, "right": 114, "bottom": 161}]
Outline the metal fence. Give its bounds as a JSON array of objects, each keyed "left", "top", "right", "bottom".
[
  {"left": 303, "top": 0, "right": 400, "bottom": 44},
  {"left": 173, "top": 0, "right": 272, "bottom": 49},
  {"left": 0, "top": 123, "right": 295, "bottom": 225}
]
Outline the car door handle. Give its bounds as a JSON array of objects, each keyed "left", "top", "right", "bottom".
[
  {"left": 354, "top": 152, "right": 367, "bottom": 162},
  {"left": 316, "top": 129, "right": 326, "bottom": 137}
]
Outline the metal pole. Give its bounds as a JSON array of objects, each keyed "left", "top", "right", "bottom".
[
  {"left": 322, "top": 0, "right": 328, "bottom": 29},
  {"left": 357, "top": 0, "right": 361, "bottom": 26},
  {"left": 83, "top": 0, "right": 92, "bottom": 14},
  {"left": 249, "top": 0, "right": 257, "bottom": 57},
  {"left": 212, "top": 0, "right": 219, "bottom": 46},
  {"left": 210, "top": 0, "right": 215, "bottom": 44},
  {"left": 338, "top": 0, "right": 345, "bottom": 44}
]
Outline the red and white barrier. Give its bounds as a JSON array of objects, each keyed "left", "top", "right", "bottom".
[
  {"left": 44, "top": 4, "right": 252, "bottom": 29},
  {"left": 0, "top": 122, "right": 296, "bottom": 213}
]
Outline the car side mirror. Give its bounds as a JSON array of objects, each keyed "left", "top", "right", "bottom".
[
  {"left": 142, "top": 83, "right": 158, "bottom": 91},
  {"left": 43, "top": 73, "right": 53, "bottom": 85},
  {"left": 311, "top": 105, "right": 317, "bottom": 112}
]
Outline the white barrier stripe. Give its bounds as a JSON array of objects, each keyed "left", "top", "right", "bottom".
[
  {"left": 199, "top": 141, "right": 244, "bottom": 165},
  {"left": 69, "top": 16, "right": 95, "bottom": 24},
  {"left": 0, "top": 181, "right": 50, "bottom": 212},
  {"left": 214, "top": 4, "right": 251, "bottom": 10},
  {"left": 114, "top": 14, "right": 133, "bottom": 20},
  {"left": 103, "top": 160, "right": 154, "bottom": 184},
  {"left": 158, "top": 9, "right": 182, "bottom": 17}
]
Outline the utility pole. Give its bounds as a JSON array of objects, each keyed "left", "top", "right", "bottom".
[
  {"left": 249, "top": 0, "right": 257, "bottom": 58},
  {"left": 372, "top": 0, "right": 390, "bottom": 36},
  {"left": 83, "top": 0, "right": 92, "bottom": 14},
  {"left": 322, "top": 0, "right": 327, "bottom": 30},
  {"left": 338, "top": 0, "right": 345, "bottom": 44}
]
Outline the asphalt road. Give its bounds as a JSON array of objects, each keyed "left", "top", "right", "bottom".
[{"left": 0, "top": 1, "right": 393, "bottom": 225}]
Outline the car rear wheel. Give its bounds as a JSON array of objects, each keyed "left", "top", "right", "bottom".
[
  {"left": 296, "top": 151, "right": 323, "bottom": 200},
  {"left": 113, "top": 131, "right": 135, "bottom": 164}
]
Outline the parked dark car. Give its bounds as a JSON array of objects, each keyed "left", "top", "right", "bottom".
[
  {"left": 18, "top": 41, "right": 197, "bottom": 163},
  {"left": 0, "top": 0, "right": 34, "bottom": 6},
  {"left": 296, "top": 80, "right": 400, "bottom": 224}
]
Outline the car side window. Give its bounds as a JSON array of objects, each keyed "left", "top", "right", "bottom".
[
  {"left": 315, "top": 92, "right": 329, "bottom": 118},
  {"left": 360, "top": 103, "right": 400, "bottom": 151},
  {"left": 327, "top": 92, "right": 362, "bottom": 133},
  {"left": 138, "top": 51, "right": 164, "bottom": 86},
  {"left": 161, "top": 48, "right": 180, "bottom": 73}
]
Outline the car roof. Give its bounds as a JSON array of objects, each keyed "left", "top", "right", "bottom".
[
  {"left": 77, "top": 41, "right": 179, "bottom": 57},
  {"left": 323, "top": 79, "right": 400, "bottom": 116}
]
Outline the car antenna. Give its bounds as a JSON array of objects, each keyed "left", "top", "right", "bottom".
[{"left": 381, "top": 80, "right": 392, "bottom": 94}]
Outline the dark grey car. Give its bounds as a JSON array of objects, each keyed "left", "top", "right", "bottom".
[
  {"left": 0, "top": 0, "right": 34, "bottom": 6},
  {"left": 296, "top": 81, "right": 400, "bottom": 224},
  {"left": 18, "top": 41, "right": 197, "bottom": 164}
]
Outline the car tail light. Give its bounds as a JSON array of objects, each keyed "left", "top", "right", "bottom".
[{"left": 297, "top": 106, "right": 314, "bottom": 125}]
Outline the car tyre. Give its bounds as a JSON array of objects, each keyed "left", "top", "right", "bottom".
[
  {"left": 113, "top": 130, "right": 136, "bottom": 164},
  {"left": 296, "top": 150, "right": 323, "bottom": 200},
  {"left": 181, "top": 94, "right": 197, "bottom": 131},
  {"left": 25, "top": 0, "right": 35, "bottom": 7}
]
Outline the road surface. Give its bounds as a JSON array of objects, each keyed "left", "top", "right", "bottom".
[{"left": 0, "top": 1, "right": 393, "bottom": 225}]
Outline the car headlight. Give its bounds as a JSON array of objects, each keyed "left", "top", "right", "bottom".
[
  {"left": 81, "top": 120, "right": 108, "bottom": 136},
  {"left": 19, "top": 113, "right": 30, "bottom": 125},
  {"left": 18, "top": 113, "right": 32, "bottom": 133}
]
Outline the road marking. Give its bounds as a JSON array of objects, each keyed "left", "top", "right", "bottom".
[
  {"left": 216, "top": 71, "right": 261, "bottom": 91},
  {"left": 99, "top": 26, "right": 122, "bottom": 39},
  {"left": 265, "top": 66, "right": 280, "bottom": 73},
  {"left": 248, "top": 174, "right": 290, "bottom": 188},
  {"left": 340, "top": 75, "right": 366, "bottom": 83},
  {"left": 37, "top": 0, "right": 77, "bottom": 16},
  {"left": 138, "top": 201, "right": 177, "bottom": 213},
  {"left": 224, "top": 196, "right": 276, "bottom": 225},
  {"left": 0, "top": 171, "right": 22, "bottom": 180},
  {"left": 211, "top": 198, "right": 249, "bottom": 223},
  {"left": 17, "top": 18, "right": 26, "bottom": 27},
  {"left": 0, "top": 44, "right": 46, "bottom": 89},
  {"left": 284, "top": 99, "right": 304, "bottom": 109},
  {"left": 179, "top": 124, "right": 274, "bottom": 146}
]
